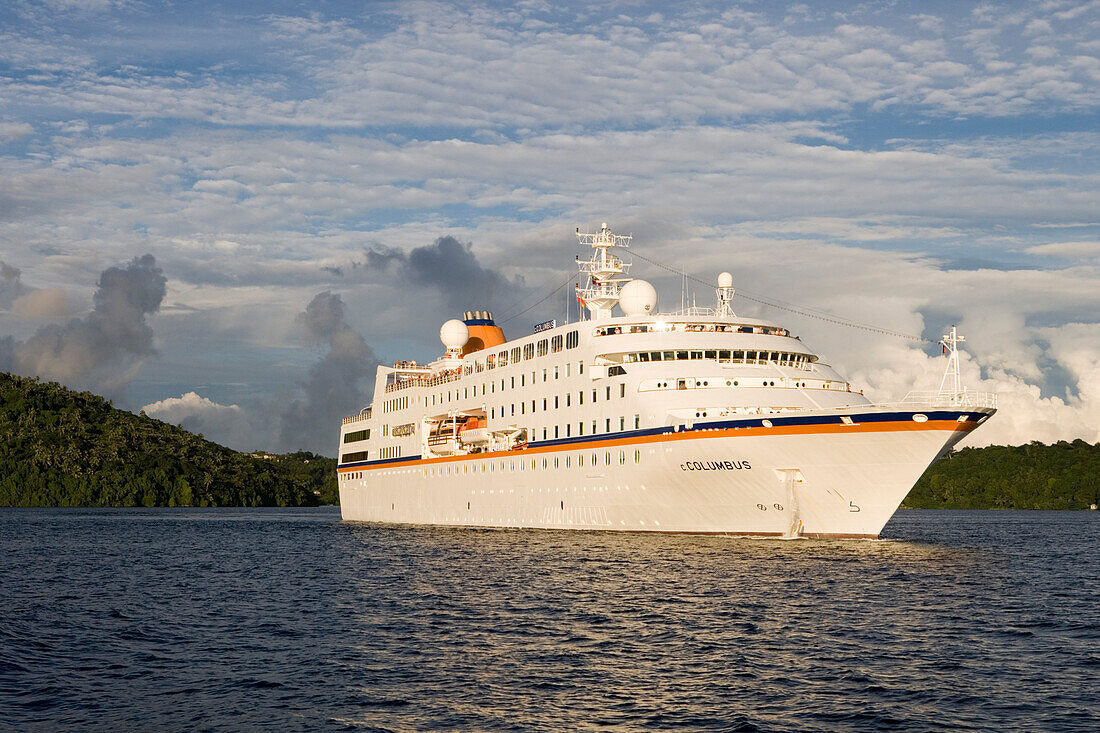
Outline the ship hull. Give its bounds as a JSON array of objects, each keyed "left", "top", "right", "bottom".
[{"left": 338, "top": 409, "right": 991, "bottom": 538}]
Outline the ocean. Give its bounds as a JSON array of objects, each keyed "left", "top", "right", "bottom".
[{"left": 1, "top": 508, "right": 1097, "bottom": 732}]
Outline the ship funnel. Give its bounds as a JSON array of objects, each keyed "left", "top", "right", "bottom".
[{"left": 461, "top": 309, "right": 505, "bottom": 356}]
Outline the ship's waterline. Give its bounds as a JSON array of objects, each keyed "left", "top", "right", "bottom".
[{"left": 337, "top": 223, "right": 995, "bottom": 537}]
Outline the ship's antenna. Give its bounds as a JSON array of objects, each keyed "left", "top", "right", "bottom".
[{"left": 938, "top": 326, "right": 966, "bottom": 402}]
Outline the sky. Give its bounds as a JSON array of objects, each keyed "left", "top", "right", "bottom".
[{"left": 1, "top": 0, "right": 1098, "bottom": 455}]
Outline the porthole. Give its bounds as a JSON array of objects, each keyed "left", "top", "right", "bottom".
[
  {"left": 733, "top": 381, "right": 738, "bottom": 386},
  {"left": 762, "top": 419, "right": 773, "bottom": 428},
  {"left": 913, "top": 413, "right": 929, "bottom": 423},
  {"left": 726, "top": 380, "right": 731, "bottom": 386}
]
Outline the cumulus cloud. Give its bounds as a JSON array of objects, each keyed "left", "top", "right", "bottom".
[
  {"left": 6, "top": 255, "right": 166, "bottom": 399},
  {"left": 278, "top": 292, "right": 380, "bottom": 453},
  {"left": 366, "top": 235, "right": 525, "bottom": 311},
  {"left": 141, "top": 391, "right": 256, "bottom": 444}
]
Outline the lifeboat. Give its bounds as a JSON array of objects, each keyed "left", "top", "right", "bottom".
[
  {"left": 458, "top": 417, "right": 489, "bottom": 446},
  {"left": 427, "top": 418, "right": 460, "bottom": 455}
]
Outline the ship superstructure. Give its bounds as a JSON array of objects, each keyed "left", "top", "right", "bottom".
[{"left": 336, "top": 224, "right": 996, "bottom": 537}]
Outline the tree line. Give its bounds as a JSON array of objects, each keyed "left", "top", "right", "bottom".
[
  {"left": 3, "top": 371, "right": 1098, "bottom": 510},
  {"left": 0, "top": 373, "right": 338, "bottom": 507},
  {"left": 906, "top": 439, "right": 1100, "bottom": 510}
]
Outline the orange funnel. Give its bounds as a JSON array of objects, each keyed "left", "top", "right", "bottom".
[{"left": 461, "top": 310, "right": 505, "bottom": 355}]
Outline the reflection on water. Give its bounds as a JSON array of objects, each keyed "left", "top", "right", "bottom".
[{"left": 2, "top": 508, "right": 1097, "bottom": 731}]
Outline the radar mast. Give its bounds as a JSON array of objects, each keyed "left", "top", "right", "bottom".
[{"left": 576, "top": 222, "right": 632, "bottom": 320}]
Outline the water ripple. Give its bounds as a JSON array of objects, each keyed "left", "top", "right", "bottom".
[{"left": 1, "top": 508, "right": 1098, "bottom": 731}]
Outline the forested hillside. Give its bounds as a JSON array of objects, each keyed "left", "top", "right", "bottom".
[
  {"left": 0, "top": 373, "right": 337, "bottom": 507},
  {"left": 907, "top": 440, "right": 1100, "bottom": 510}
]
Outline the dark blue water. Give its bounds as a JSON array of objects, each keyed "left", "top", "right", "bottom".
[{"left": 1, "top": 509, "right": 1098, "bottom": 732}]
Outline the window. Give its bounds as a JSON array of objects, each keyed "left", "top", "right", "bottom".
[
  {"left": 579, "top": 361, "right": 584, "bottom": 374},
  {"left": 605, "top": 386, "right": 611, "bottom": 400},
  {"left": 344, "top": 429, "right": 369, "bottom": 443},
  {"left": 537, "top": 339, "right": 548, "bottom": 357},
  {"left": 634, "top": 414, "right": 640, "bottom": 428},
  {"left": 551, "top": 335, "right": 563, "bottom": 352},
  {"left": 605, "top": 418, "right": 610, "bottom": 432},
  {"left": 690, "top": 350, "right": 703, "bottom": 359},
  {"left": 498, "top": 350, "right": 508, "bottom": 367},
  {"left": 523, "top": 343, "right": 535, "bottom": 360},
  {"left": 341, "top": 451, "right": 369, "bottom": 463},
  {"left": 676, "top": 350, "right": 688, "bottom": 360},
  {"left": 705, "top": 350, "right": 716, "bottom": 360},
  {"left": 619, "top": 416, "right": 625, "bottom": 431},
  {"left": 619, "top": 384, "right": 626, "bottom": 398},
  {"left": 593, "top": 420, "right": 598, "bottom": 433},
  {"left": 565, "top": 330, "right": 579, "bottom": 349},
  {"left": 511, "top": 346, "right": 521, "bottom": 363},
  {"left": 543, "top": 369, "right": 547, "bottom": 382}
]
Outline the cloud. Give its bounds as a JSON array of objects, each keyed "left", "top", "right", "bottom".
[
  {"left": 7, "top": 254, "right": 166, "bottom": 399},
  {"left": 277, "top": 292, "right": 380, "bottom": 453},
  {"left": 141, "top": 391, "right": 256, "bottom": 444},
  {"left": 0, "top": 261, "right": 30, "bottom": 308},
  {"left": 367, "top": 235, "right": 525, "bottom": 311},
  {"left": 11, "top": 287, "right": 74, "bottom": 318},
  {"left": 0, "top": 123, "right": 34, "bottom": 142},
  {"left": 1025, "top": 241, "right": 1100, "bottom": 260}
]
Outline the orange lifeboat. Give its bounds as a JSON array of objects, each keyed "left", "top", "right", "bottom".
[{"left": 458, "top": 417, "right": 489, "bottom": 446}]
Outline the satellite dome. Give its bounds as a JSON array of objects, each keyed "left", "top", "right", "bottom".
[
  {"left": 440, "top": 319, "right": 469, "bottom": 350},
  {"left": 718, "top": 272, "right": 733, "bottom": 288},
  {"left": 619, "top": 279, "right": 658, "bottom": 316}
]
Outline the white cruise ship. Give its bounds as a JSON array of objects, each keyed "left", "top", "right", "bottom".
[{"left": 337, "top": 224, "right": 996, "bottom": 538}]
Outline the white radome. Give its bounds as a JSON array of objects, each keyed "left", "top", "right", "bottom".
[
  {"left": 718, "top": 272, "right": 733, "bottom": 288},
  {"left": 440, "top": 319, "right": 469, "bottom": 350},
  {"left": 619, "top": 279, "right": 658, "bottom": 315}
]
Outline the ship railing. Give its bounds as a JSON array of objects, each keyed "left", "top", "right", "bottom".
[
  {"left": 892, "top": 391, "right": 998, "bottom": 409},
  {"left": 342, "top": 408, "right": 372, "bottom": 425},
  {"left": 384, "top": 370, "right": 462, "bottom": 393}
]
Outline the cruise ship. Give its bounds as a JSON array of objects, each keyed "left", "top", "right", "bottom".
[{"left": 337, "top": 224, "right": 996, "bottom": 538}]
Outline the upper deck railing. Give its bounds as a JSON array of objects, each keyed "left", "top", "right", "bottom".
[
  {"left": 896, "top": 390, "right": 998, "bottom": 409},
  {"left": 384, "top": 368, "right": 461, "bottom": 393},
  {"left": 594, "top": 322, "right": 791, "bottom": 337}
]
